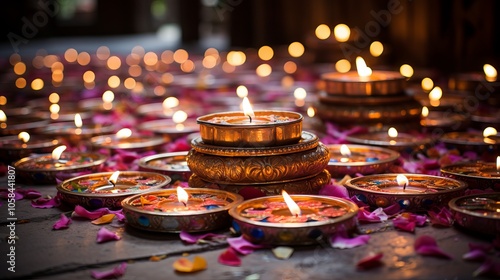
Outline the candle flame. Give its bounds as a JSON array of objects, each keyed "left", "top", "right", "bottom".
[
  {"left": 74, "top": 113, "right": 83, "bottom": 128},
  {"left": 428, "top": 86, "right": 442, "bottom": 101},
  {"left": 282, "top": 190, "right": 301, "bottom": 216},
  {"left": 52, "top": 145, "right": 67, "bottom": 161},
  {"left": 177, "top": 186, "right": 188, "bottom": 205},
  {"left": 0, "top": 109, "right": 6, "bottom": 122},
  {"left": 421, "top": 106, "right": 429, "bottom": 117},
  {"left": 108, "top": 171, "right": 120, "bottom": 185},
  {"left": 356, "top": 57, "right": 372, "bottom": 77},
  {"left": 497, "top": 156, "right": 500, "bottom": 171},
  {"left": 396, "top": 174, "right": 409, "bottom": 189},
  {"left": 242, "top": 97, "right": 255, "bottom": 121},
  {"left": 116, "top": 128, "right": 132, "bottom": 139},
  {"left": 18, "top": 132, "right": 30, "bottom": 143},
  {"left": 172, "top": 110, "right": 188, "bottom": 124},
  {"left": 483, "top": 64, "right": 497, "bottom": 82},
  {"left": 340, "top": 144, "right": 351, "bottom": 157},
  {"left": 483, "top": 127, "right": 497, "bottom": 137},
  {"left": 388, "top": 127, "right": 398, "bottom": 138}
]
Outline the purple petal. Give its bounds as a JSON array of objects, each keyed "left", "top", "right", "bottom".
[
  {"left": 357, "top": 207, "right": 387, "bottom": 223},
  {"left": 319, "top": 180, "right": 349, "bottom": 198},
  {"left": 383, "top": 203, "right": 402, "bottom": 216},
  {"left": 469, "top": 242, "right": 493, "bottom": 253},
  {"left": 0, "top": 189, "right": 24, "bottom": 200},
  {"left": 463, "top": 249, "right": 487, "bottom": 262},
  {"left": 179, "top": 231, "right": 226, "bottom": 244},
  {"left": 349, "top": 195, "right": 368, "bottom": 207},
  {"left": 91, "top": 262, "right": 127, "bottom": 279},
  {"left": 414, "top": 235, "right": 453, "bottom": 259},
  {"left": 53, "top": 213, "right": 72, "bottom": 230},
  {"left": 473, "top": 259, "right": 500, "bottom": 278},
  {"left": 96, "top": 227, "right": 121, "bottom": 243},
  {"left": 393, "top": 217, "right": 416, "bottom": 232},
  {"left": 74, "top": 205, "right": 111, "bottom": 220},
  {"left": 227, "top": 236, "right": 266, "bottom": 255},
  {"left": 16, "top": 189, "right": 42, "bottom": 199},
  {"left": 31, "top": 197, "right": 61, "bottom": 209},
  {"left": 356, "top": 252, "right": 384, "bottom": 270},
  {"left": 330, "top": 233, "right": 370, "bottom": 249},
  {"left": 427, "top": 207, "right": 454, "bottom": 227},
  {"left": 218, "top": 247, "right": 242, "bottom": 266}
]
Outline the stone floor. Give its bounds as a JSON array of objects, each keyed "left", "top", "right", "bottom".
[{"left": 0, "top": 174, "right": 498, "bottom": 280}]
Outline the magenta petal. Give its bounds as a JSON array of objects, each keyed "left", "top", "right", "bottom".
[
  {"left": 227, "top": 236, "right": 266, "bottom": 255},
  {"left": 356, "top": 252, "right": 384, "bottom": 270},
  {"left": 427, "top": 207, "right": 454, "bottom": 227},
  {"left": 91, "top": 262, "right": 127, "bottom": 279},
  {"left": 463, "top": 249, "right": 487, "bottom": 262},
  {"left": 53, "top": 213, "right": 72, "bottom": 230},
  {"left": 179, "top": 231, "right": 226, "bottom": 244},
  {"left": 383, "top": 203, "right": 402, "bottom": 216},
  {"left": 349, "top": 195, "right": 368, "bottom": 207},
  {"left": 31, "top": 197, "right": 61, "bottom": 209},
  {"left": 96, "top": 227, "right": 121, "bottom": 243},
  {"left": 331, "top": 234, "right": 370, "bottom": 249},
  {"left": 469, "top": 242, "right": 493, "bottom": 253},
  {"left": 218, "top": 247, "right": 242, "bottom": 266},
  {"left": 74, "top": 205, "right": 110, "bottom": 220},
  {"left": 357, "top": 207, "right": 387, "bottom": 223},
  {"left": 16, "top": 189, "right": 42, "bottom": 200},
  {"left": 319, "top": 180, "right": 349, "bottom": 198},
  {"left": 393, "top": 217, "right": 416, "bottom": 232},
  {"left": 414, "top": 235, "right": 453, "bottom": 259},
  {"left": 473, "top": 259, "right": 500, "bottom": 278}
]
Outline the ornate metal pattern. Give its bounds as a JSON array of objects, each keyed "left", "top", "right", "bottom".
[
  {"left": 441, "top": 163, "right": 500, "bottom": 191},
  {"left": 449, "top": 193, "right": 500, "bottom": 236}
]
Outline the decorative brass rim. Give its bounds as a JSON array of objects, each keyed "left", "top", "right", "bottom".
[
  {"left": 14, "top": 152, "right": 107, "bottom": 172},
  {"left": 346, "top": 132, "right": 431, "bottom": 148},
  {"left": 90, "top": 134, "right": 167, "bottom": 150},
  {"left": 321, "top": 71, "right": 406, "bottom": 96},
  {"left": 190, "top": 131, "right": 319, "bottom": 157},
  {"left": 138, "top": 151, "right": 190, "bottom": 172},
  {"left": 449, "top": 193, "right": 500, "bottom": 220},
  {"left": 440, "top": 132, "right": 499, "bottom": 146}
]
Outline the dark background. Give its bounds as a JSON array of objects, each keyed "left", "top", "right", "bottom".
[{"left": 1, "top": 0, "right": 499, "bottom": 73}]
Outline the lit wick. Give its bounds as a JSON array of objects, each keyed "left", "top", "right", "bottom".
[
  {"left": 396, "top": 174, "right": 409, "bottom": 191},
  {"left": 242, "top": 96, "right": 255, "bottom": 124},
  {"left": 108, "top": 171, "right": 120, "bottom": 189},
  {"left": 282, "top": 190, "right": 301, "bottom": 217},
  {"left": 177, "top": 186, "right": 189, "bottom": 207}
]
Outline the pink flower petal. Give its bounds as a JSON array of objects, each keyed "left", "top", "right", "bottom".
[
  {"left": 91, "top": 262, "right": 127, "bottom": 279},
  {"left": 218, "top": 247, "right": 241, "bottom": 266},
  {"left": 96, "top": 227, "right": 121, "bottom": 243},
  {"left": 357, "top": 207, "right": 387, "bottom": 223},
  {"left": 53, "top": 213, "right": 72, "bottom": 230},
  {"left": 469, "top": 242, "right": 493, "bottom": 253},
  {"left": 74, "top": 205, "right": 111, "bottom": 220},
  {"left": 393, "top": 217, "right": 416, "bottom": 232},
  {"left": 330, "top": 233, "right": 370, "bottom": 249},
  {"left": 356, "top": 252, "right": 384, "bottom": 270},
  {"left": 179, "top": 231, "right": 226, "bottom": 244},
  {"left": 227, "top": 236, "right": 266, "bottom": 255},
  {"left": 383, "top": 203, "right": 402, "bottom": 216},
  {"left": 0, "top": 189, "right": 24, "bottom": 200},
  {"left": 463, "top": 249, "right": 488, "bottom": 262},
  {"left": 319, "top": 180, "right": 349, "bottom": 199},
  {"left": 31, "top": 196, "right": 61, "bottom": 209},
  {"left": 16, "top": 189, "right": 42, "bottom": 199},
  {"left": 473, "top": 259, "right": 500, "bottom": 278},
  {"left": 414, "top": 235, "right": 453, "bottom": 259},
  {"left": 427, "top": 207, "right": 454, "bottom": 227},
  {"left": 349, "top": 195, "right": 369, "bottom": 208}
]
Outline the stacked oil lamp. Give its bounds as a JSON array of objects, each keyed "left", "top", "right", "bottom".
[
  {"left": 316, "top": 57, "right": 422, "bottom": 130},
  {"left": 187, "top": 97, "right": 331, "bottom": 197}
]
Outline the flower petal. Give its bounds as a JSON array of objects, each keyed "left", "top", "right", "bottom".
[
  {"left": 227, "top": 236, "right": 266, "bottom": 255},
  {"left": 356, "top": 252, "right": 384, "bottom": 270},
  {"left": 218, "top": 247, "right": 242, "bottom": 266},
  {"left": 173, "top": 256, "right": 207, "bottom": 272},
  {"left": 427, "top": 207, "right": 454, "bottom": 227},
  {"left": 414, "top": 235, "right": 452, "bottom": 259},
  {"left": 330, "top": 233, "right": 370, "bottom": 249},
  {"left": 91, "top": 214, "right": 116, "bottom": 225},
  {"left": 357, "top": 207, "right": 387, "bottom": 223},
  {"left": 96, "top": 227, "right": 121, "bottom": 243},
  {"left": 383, "top": 203, "right": 402, "bottom": 216},
  {"left": 393, "top": 217, "right": 416, "bottom": 232},
  {"left": 472, "top": 259, "right": 500, "bottom": 278},
  {"left": 74, "top": 205, "right": 110, "bottom": 220},
  {"left": 31, "top": 196, "right": 61, "bottom": 209},
  {"left": 16, "top": 189, "right": 42, "bottom": 199},
  {"left": 319, "top": 180, "right": 349, "bottom": 199},
  {"left": 53, "top": 213, "right": 72, "bottom": 230},
  {"left": 91, "top": 262, "right": 127, "bottom": 279},
  {"left": 272, "top": 246, "right": 294, "bottom": 260},
  {"left": 462, "top": 249, "right": 487, "bottom": 262},
  {"left": 179, "top": 231, "right": 226, "bottom": 244}
]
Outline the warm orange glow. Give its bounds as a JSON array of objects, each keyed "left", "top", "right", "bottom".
[
  {"left": 283, "top": 61, "right": 297, "bottom": 74},
  {"left": 202, "top": 55, "right": 217, "bottom": 68},
  {"left": 227, "top": 51, "right": 246, "bottom": 66},
  {"left": 74, "top": 113, "right": 83, "bottom": 128},
  {"left": 204, "top": 48, "right": 219, "bottom": 57},
  {"left": 421, "top": 106, "right": 429, "bottom": 118},
  {"left": 388, "top": 127, "right": 398, "bottom": 138},
  {"left": 52, "top": 70, "right": 64, "bottom": 83},
  {"left": 173, "top": 49, "right": 189, "bottom": 64},
  {"left": 222, "top": 61, "right": 235, "bottom": 73},
  {"left": 116, "top": 128, "right": 132, "bottom": 139},
  {"left": 258, "top": 46, "right": 274, "bottom": 61},
  {"left": 428, "top": 86, "right": 442, "bottom": 101},
  {"left": 0, "top": 96, "right": 6, "bottom": 106},
  {"left": 32, "top": 55, "right": 44, "bottom": 69},
  {"left": 128, "top": 65, "right": 142, "bottom": 77},
  {"left": 334, "top": 24, "right": 350, "bottom": 42},
  {"left": 421, "top": 77, "right": 434, "bottom": 91},
  {"left": 102, "top": 90, "right": 115, "bottom": 103},
  {"left": 64, "top": 48, "right": 78, "bottom": 63},
  {"left": 126, "top": 53, "right": 141, "bottom": 66},
  {"left": 0, "top": 110, "right": 6, "bottom": 122},
  {"left": 356, "top": 57, "right": 372, "bottom": 77},
  {"left": 340, "top": 144, "right": 351, "bottom": 157},
  {"left": 180, "top": 60, "right": 195, "bottom": 72},
  {"left": 400, "top": 64, "right": 414, "bottom": 78},
  {"left": 307, "top": 106, "right": 315, "bottom": 117},
  {"left": 163, "top": 97, "right": 179, "bottom": 109},
  {"left": 281, "top": 76, "right": 294, "bottom": 89},
  {"left": 83, "top": 70, "right": 95, "bottom": 83},
  {"left": 172, "top": 110, "right": 188, "bottom": 124},
  {"left": 96, "top": 46, "right": 110, "bottom": 60},
  {"left": 236, "top": 85, "right": 248, "bottom": 98},
  {"left": 43, "top": 55, "right": 59, "bottom": 68},
  {"left": 177, "top": 186, "right": 189, "bottom": 204},
  {"left": 108, "top": 75, "right": 121, "bottom": 88},
  {"left": 293, "top": 87, "right": 307, "bottom": 100},
  {"left": 49, "top": 93, "right": 60, "bottom": 103},
  {"left": 9, "top": 53, "right": 21, "bottom": 65},
  {"left": 14, "top": 62, "right": 26, "bottom": 75},
  {"left": 161, "top": 73, "right": 174, "bottom": 84},
  {"left": 497, "top": 156, "right": 500, "bottom": 171},
  {"left": 52, "top": 145, "right": 67, "bottom": 161},
  {"left": 49, "top": 103, "right": 60, "bottom": 114},
  {"left": 108, "top": 171, "right": 120, "bottom": 185},
  {"left": 483, "top": 127, "right": 497, "bottom": 137},
  {"left": 131, "top": 45, "right": 145, "bottom": 57},
  {"left": 282, "top": 190, "right": 301, "bottom": 216},
  {"left": 315, "top": 24, "right": 331, "bottom": 40},
  {"left": 31, "top": 78, "right": 44, "bottom": 90},
  {"left": 144, "top": 52, "right": 159, "bottom": 66},
  {"left": 242, "top": 97, "right": 255, "bottom": 120},
  {"left": 483, "top": 64, "right": 497, "bottom": 82},
  {"left": 51, "top": 61, "right": 64, "bottom": 72},
  {"left": 335, "top": 59, "right": 351, "bottom": 73},
  {"left": 124, "top": 78, "right": 136, "bottom": 90},
  {"left": 161, "top": 50, "right": 174, "bottom": 64},
  {"left": 370, "top": 41, "right": 384, "bottom": 57},
  {"left": 256, "top": 64, "right": 272, "bottom": 77},
  {"left": 396, "top": 174, "right": 409, "bottom": 188},
  {"left": 288, "top": 42, "right": 305, "bottom": 58},
  {"left": 18, "top": 132, "right": 30, "bottom": 143},
  {"left": 77, "top": 52, "right": 91, "bottom": 66},
  {"left": 107, "top": 56, "right": 122, "bottom": 70},
  {"left": 154, "top": 86, "right": 166, "bottom": 96},
  {"left": 15, "top": 78, "right": 27, "bottom": 89}
]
